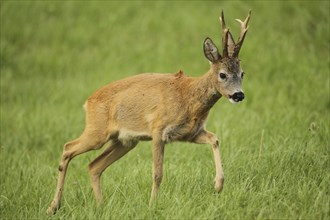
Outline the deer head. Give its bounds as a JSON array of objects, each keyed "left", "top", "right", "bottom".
[{"left": 203, "top": 10, "right": 251, "bottom": 103}]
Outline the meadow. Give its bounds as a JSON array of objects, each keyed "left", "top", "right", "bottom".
[{"left": 1, "top": 1, "right": 329, "bottom": 219}]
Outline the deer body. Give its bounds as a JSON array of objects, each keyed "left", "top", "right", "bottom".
[
  {"left": 47, "top": 10, "right": 251, "bottom": 215},
  {"left": 91, "top": 71, "right": 219, "bottom": 143}
]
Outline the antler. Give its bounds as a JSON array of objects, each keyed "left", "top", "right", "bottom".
[
  {"left": 233, "top": 10, "right": 251, "bottom": 57},
  {"left": 219, "top": 10, "right": 251, "bottom": 58},
  {"left": 219, "top": 10, "right": 229, "bottom": 58}
]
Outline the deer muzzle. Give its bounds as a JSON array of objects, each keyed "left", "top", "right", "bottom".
[{"left": 229, "top": 91, "right": 245, "bottom": 103}]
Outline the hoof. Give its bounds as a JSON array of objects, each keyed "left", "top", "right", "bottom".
[
  {"left": 214, "top": 177, "right": 224, "bottom": 193},
  {"left": 46, "top": 201, "right": 60, "bottom": 215}
]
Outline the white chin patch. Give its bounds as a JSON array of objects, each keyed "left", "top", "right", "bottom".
[{"left": 229, "top": 98, "right": 240, "bottom": 104}]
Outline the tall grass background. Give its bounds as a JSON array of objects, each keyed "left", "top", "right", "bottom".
[{"left": 1, "top": 1, "right": 329, "bottom": 219}]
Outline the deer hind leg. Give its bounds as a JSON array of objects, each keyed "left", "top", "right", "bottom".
[
  {"left": 88, "top": 139, "right": 138, "bottom": 204},
  {"left": 192, "top": 130, "right": 224, "bottom": 193},
  {"left": 47, "top": 130, "right": 109, "bottom": 215}
]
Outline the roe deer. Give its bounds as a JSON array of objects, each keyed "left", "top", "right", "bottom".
[{"left": 47, "top": 10, "right": 251, "bottom": 214}]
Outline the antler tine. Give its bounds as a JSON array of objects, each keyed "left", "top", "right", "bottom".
[
  {"left": 233, "top": 10, "right": 251, "bottom": 57},
  {"left": 219, "top": 10, "right": 229, "bottom": 58},
  {"left": 220, "top": 10, "right": 226, "bottom": 30}
]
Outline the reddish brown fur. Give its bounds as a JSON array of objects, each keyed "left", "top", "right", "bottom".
[{"left": 47, "top": 10, "right": 251, "bottom": 215}]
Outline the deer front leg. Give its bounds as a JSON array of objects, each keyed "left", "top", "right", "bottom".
[
  {"left": 149, "top": 136, "right": 165, "bottom": 206},
  {"left": 192, "top": 130, "right": 224, "bottom": 192}
]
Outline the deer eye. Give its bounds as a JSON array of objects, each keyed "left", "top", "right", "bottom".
[
  {"left": 219, "top": 73, "right": 227, "bottom": 80},
  {"left": 241, "top": 72, "right": 245, "bottom": 79}
]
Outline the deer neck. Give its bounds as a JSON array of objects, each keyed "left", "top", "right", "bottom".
[{"left": 186, "top": 71, "right": 221, "bottom": 116}]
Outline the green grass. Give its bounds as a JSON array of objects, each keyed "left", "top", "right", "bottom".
[{"left": 1, "top": 1, "right": 329, "bottom": 219}]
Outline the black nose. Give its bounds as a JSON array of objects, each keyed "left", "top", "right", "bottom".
[{"left": 231, "top": 92, "right": 245, "bottom": 102}]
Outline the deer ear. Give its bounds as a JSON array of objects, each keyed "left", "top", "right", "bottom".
[
  {"left": 203, "top": 37, "right": 221, "bottom": 63},
  {"left": 227, "top": 32, "right": 236, "bottom": 57}
]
